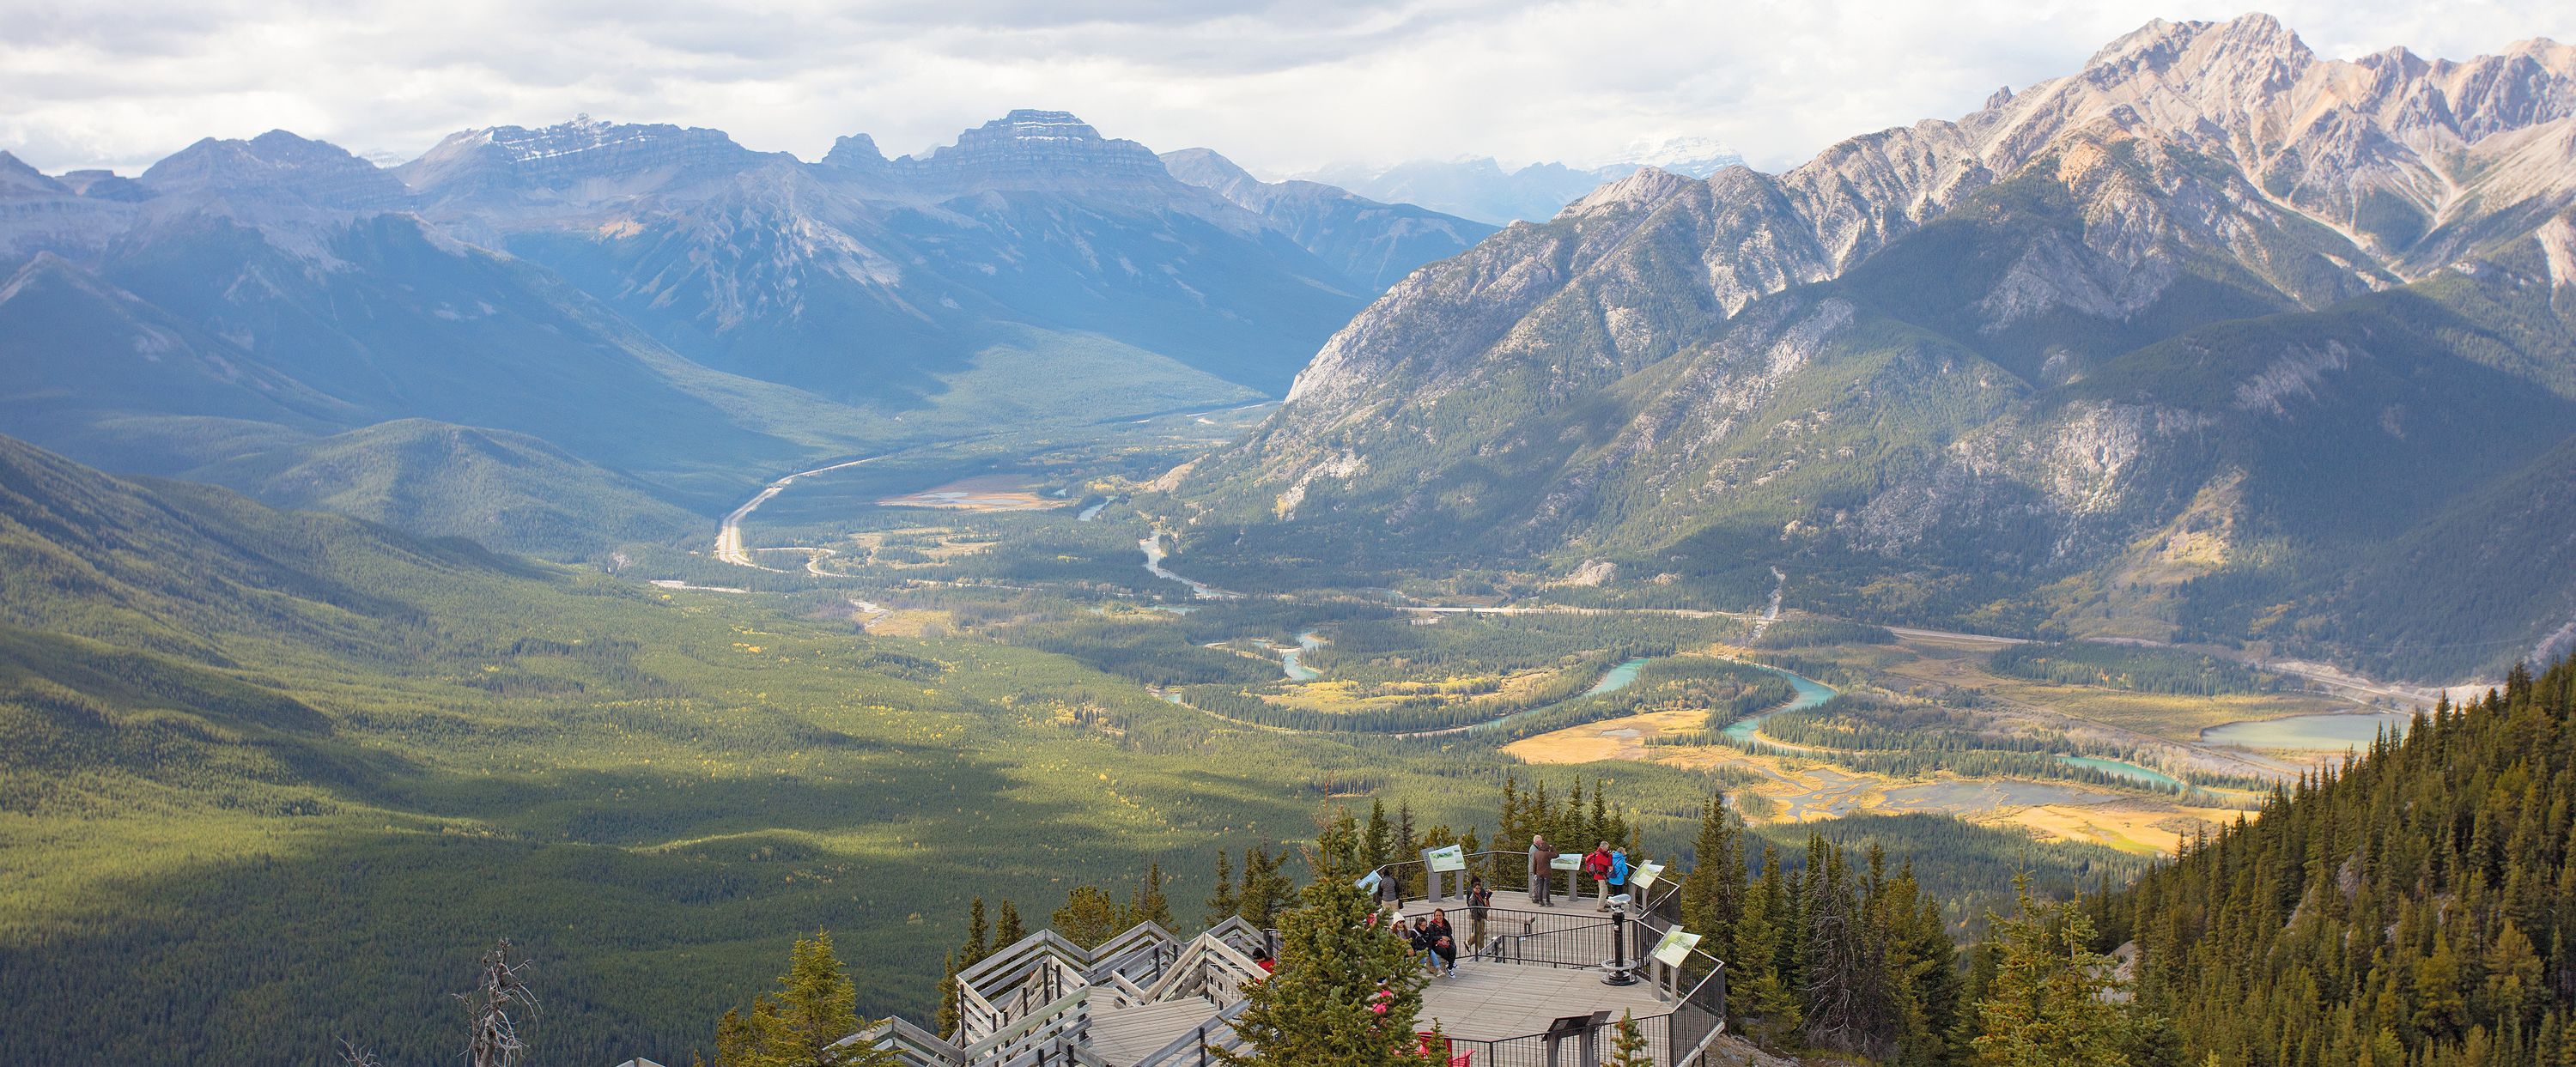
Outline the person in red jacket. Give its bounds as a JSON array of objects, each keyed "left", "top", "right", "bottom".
[{"left": 1583, "top": 841, "right": 1614, "bottom": 912}]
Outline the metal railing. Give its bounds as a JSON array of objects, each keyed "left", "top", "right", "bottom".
[{"left": 1365, "top": 851, "right": 1730, "bottom": 1066}]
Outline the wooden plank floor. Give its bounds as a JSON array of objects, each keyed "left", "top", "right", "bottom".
[
  {"left": 1088, "top": 1000, "right": 1230, "bottom": 1065},
  {"left": 1416, "top": 961, "right": 1674, "bottom": 1042}
]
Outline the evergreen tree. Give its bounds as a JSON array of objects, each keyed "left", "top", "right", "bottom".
[
  {"left": 1219, "top": 814, "right": 1426, "bottom": 1066},
  {"left": 1207, "top": 850, "right": 1240, "bottom": 928},
  {"left": 714, "top": 1008, "right": 753, "bottom": 1067},
  {"left": 1678, "top": 790, "right": 1746, "bottom": 963},
  {"left": 1395, "top": 802, "right": 1419, "bottom": 896},
  {"left": 1734, "top": 844, "right": 1803, "bottom": 1046},
  {"left": 1052, "top": 886, "right": 1122, "bottom": 949},
  {"left": 1238, "top": 846, "right": 1292, "bottom": 928},
  {"left": 1138, "top": 862, "right": 1176, "bottom": 929},
  {"left": 1364, "top": 799, "right": 1394, "bottom": 870},
  {"left": 994, "top": 900, "right": 1026, "bottom": 949},
  {"left": 1607, "top": 1009, "right": 1653, "bottom": 1067},
  {"left": 719, "top": 931, "right": 896, "bottom": 1067},
  {"left": 933, "top": 952, "right": 960, "bottom": 1040},
  {"left": 1589, "top": 778, "right": 1610, "bottom": 846},
  {"left": 964, "top": 898, "right": 990, "bottom": 966},
  {"left": 1970, "top": 881, "right": 2129, "bottom": 1067}
]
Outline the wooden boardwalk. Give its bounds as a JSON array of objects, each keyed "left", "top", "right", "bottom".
[
  {"left": 1416, "top": 962, "right": 1673, "bottom": 1042},
  {"left": 1088, "top": 1000, "right": 1232, "bottom": 1065}
]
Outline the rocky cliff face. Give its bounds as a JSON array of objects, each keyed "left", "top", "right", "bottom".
[{"left": 1170, "top": 15, "right": 2576, "bottom": 679}]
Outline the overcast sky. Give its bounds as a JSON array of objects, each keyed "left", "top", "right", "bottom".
[{"left": 4, "top": 0, "right": 2572, "bottom": 179}]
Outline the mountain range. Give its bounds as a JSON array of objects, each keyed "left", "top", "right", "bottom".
[
  {"left": 1162, "top": 15, "right": 2576, "bottom": 681},
  {"left": 0, "top": 111, "right": 1494, "bottom": 554},
  {"left": 1297, "top": 136, "right": 1747, "bottom": 225}
]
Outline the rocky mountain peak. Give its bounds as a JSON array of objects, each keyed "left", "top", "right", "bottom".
[
  {"left": 1559, "top": 165, "right": 1695, "bottom": 219},
  {"left": 821, "top": 132, "right": 886, "bottom": 170},
  {"left": 1158, "top": 147, "right": 1257, "bottom": 190},
  {"left": 139, "top": 130, "right": 411, "bottom": 210},
  {"left": 896, "top": 109, "right": 1173, "bottom": 193},
  {"left": 397, "top": 116, "right": 775, "bottom": 198},
  {"left": 0, "top": 152, "right": 72, "bottom": 199}
]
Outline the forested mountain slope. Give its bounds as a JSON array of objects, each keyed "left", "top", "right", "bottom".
[
  {"left": 1163, "top": 16, "right": 2576, "bottom": 680},
  {"left": 2117, "top": 658, "right": 2576, "bottom": 1065},
  {"left": 0, "top": 431, "right": 1478, "bottom": 1065}
]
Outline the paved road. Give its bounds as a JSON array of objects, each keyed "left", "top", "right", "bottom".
[{"left": 713, "top": 454, "right": 888, "bottom": 570}]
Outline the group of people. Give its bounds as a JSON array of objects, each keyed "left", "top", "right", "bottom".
[
  {"left": 1392, "top": 909, "right": 1461, "bottom": 978},
  {"left": 1525, "top": 835, "right": 1631, "bottom": 911}
]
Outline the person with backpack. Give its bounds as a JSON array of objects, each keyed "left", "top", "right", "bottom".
[
  {"left": 1584, "top": 841, "right": 1614, "bottom": 911},
  {"left": 1607, "top": 847, "right": 1631, "bottom": 907}
]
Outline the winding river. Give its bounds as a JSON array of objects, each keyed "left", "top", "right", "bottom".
[
  {"left": 1718, "top": 664, "right": 1840, "bottom": 743},
  {"left": 1277, "top": 631, "right": 1324, "bottom": 682},
  {"left": 1139, "top": 537, "right": 1240, "bottom": 600}
]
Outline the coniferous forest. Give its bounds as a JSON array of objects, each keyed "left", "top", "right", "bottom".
[{"left": 2117, "top": 660, "right": 2576, "bottom": 1066}]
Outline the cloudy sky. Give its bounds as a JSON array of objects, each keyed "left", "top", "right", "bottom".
[{"left": 5, "top": 0, "right": 2572, "bottom": 179}]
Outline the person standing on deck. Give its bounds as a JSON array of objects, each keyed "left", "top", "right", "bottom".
[
  {"left": 1584, "top": 841, "right": 1613, "bottom": 912},
  {"left": 1466, "top": 876, "right": 1493, "bottom": 951},
  {"left": 1528, "top": 835, "right": 1558, "bottom": 905},
  {"left": 1607, "top": 847, "right": 1630, "bottom": 906}
]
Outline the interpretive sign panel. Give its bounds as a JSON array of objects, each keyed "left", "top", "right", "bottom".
[
  {"left": 1550, "top": 854, "right": 1583, "bottom": 871},
  {"left": 1650, "top": 928, "right": 1702, "bottom": 967},
  {"left": 1425, "top": 844, "right": 1467, "bottom": 872},
  {"left": 1629, "top": 861, "right": 1665, "bottom": 891}
]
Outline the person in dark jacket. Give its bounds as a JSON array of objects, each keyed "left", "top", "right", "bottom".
[
  {"left": 1528, "top": 835, "right": 1558, "bottom": 905},
  {"left": 1429, "top": 929, "right": 1459, "bottom": 978},
  {"left": 1466, "top": 876, "right": 1493, "bottom": 951}
]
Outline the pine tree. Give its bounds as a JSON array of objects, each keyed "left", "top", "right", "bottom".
[
  {"left": 714, "top": 1008, "right": 753, "bottom": 1067},
  {"left": 933, "top": 951, "right": 961, "bottom": 1040},
  {"left": 1128, "top": 862, "right": 1175, "bottom": 930},
  {"left": 723, "top": 931, "right": 896, "bottom": 1067},
  {"left": 1589, "top": 778, "right": 1610, "bottom": 846},
  {"left": 1970, "top": 880, "right": 2129, "bottom": 1067},
  {"left": 964, "top": 898, "right": 989, "bottom": 965},
  {"left": 1219, "top": 815, "right": 1426, "bottom": 1066},
  {"left": 1207, "top": 850, "right": 1240, "bottom": 927},
  {"left": 1734, "top": 845, "right": 1802, "bottom": 1046},
  {"left": 1053, "top": 886, "right": 1122, "bottom": 949},
  {"left": 1678, "top": 790, "right": 1745, "bottom": 961},
  {"left": 1364, "top": 799, "right": 1394, "bottom": 870},
  {"left": 994, "top": 900, "right": 1026, "bottom": 949},
  {"left": 1239, "top": 846, "right": 1293, "bottom": 928},
  {"left": 1607, "top": 1009, "right": 1653, "bottom": 1067}
]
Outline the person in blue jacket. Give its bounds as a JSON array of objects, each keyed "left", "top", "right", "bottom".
[{"left": 1607, "top": 847, "right": 1631, "bottom": 906}]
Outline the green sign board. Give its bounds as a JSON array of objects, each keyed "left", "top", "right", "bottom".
[
  {"left": 1425, "top": 844, "right": 1467, "bottom": 872},
  {"left": 1550, "top": 854, "right": 1583, "bottom": 871},
  {"left": 1650, "top": 928, "right": 1702, "bottom": 967},
  {"left": 1629, "top": 861, "right": 1665, "bottom": 891}
]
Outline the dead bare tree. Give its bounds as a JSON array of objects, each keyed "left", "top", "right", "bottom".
[
  {"left": 337, "top": 1037, "right": 382, "bottom": 1067},
  {"left": 456, "top": 939, "right": 538, "bottom": 1067}
]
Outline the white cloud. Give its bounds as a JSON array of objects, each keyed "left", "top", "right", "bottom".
[{"left": 1, "top": 0, "right": 2568, "bottom": 178}]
